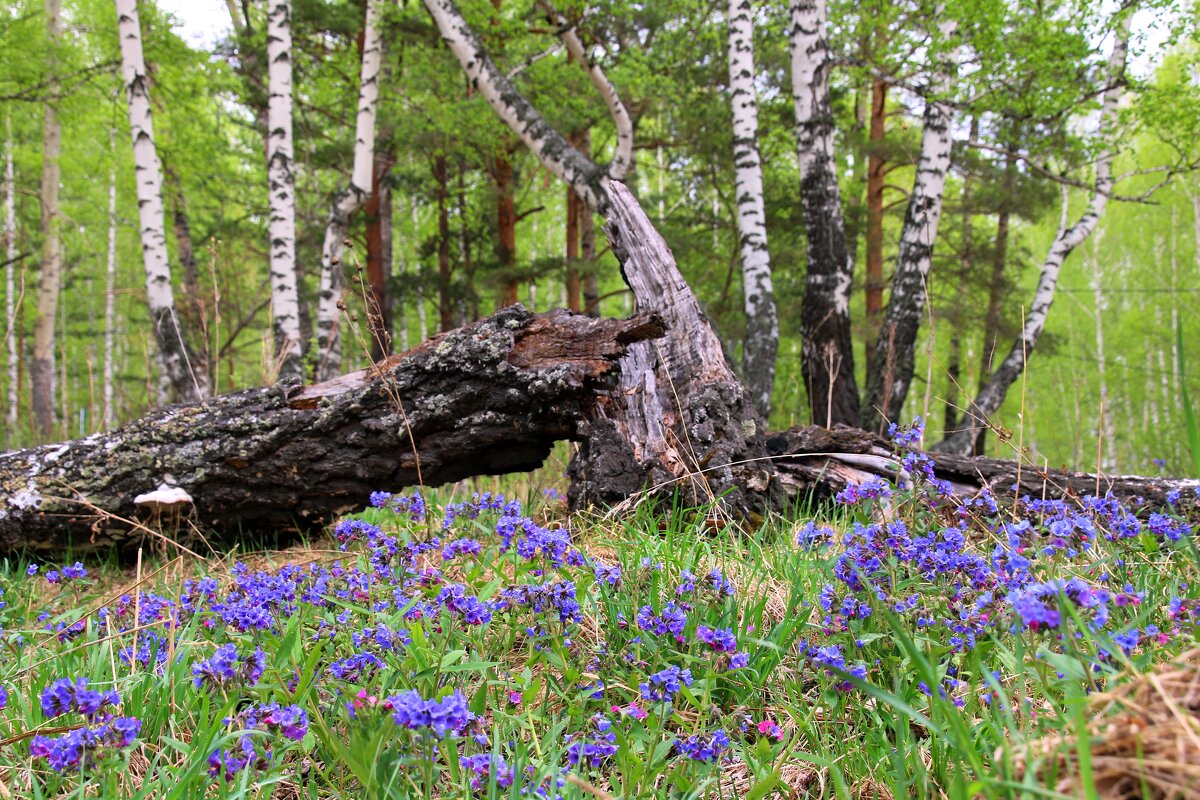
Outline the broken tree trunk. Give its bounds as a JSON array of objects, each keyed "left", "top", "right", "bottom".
[
  {"left": 568, "top": 182, "right": 778, "bottom": 516},
  {"left": 767, "top": 424, "right": 1200, "bottom": 512},
  {"left": 0, "top": 306, "right": 662, "bottom": 553}
]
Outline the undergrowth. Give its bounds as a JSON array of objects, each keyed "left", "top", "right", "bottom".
[{"left": 0, "top": 420, "right": 1197, "bottom": 798}]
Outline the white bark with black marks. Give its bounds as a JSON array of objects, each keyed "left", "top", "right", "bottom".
[
  {"left": 115, "top": 0, "right": 208, "bottom": 403},
  {"left": 935, "top": 19, "right": 1129, "bottom": 456},
  {"left": 728, "top": 0, "right": 777, "bottom": 418},
  {"left": 539, "top": 2, "right": 633, "bottom": 182},
  {"left": 422, "top": 0, "right": 607, "bottom": 212},
  {"left": 790, "top": 0, "right": 859, "bottom": 426},
  {"left": 265, "top": 0, "right": 303, "bottom": 382},
  {"left": 863, "top": 14, "right": 957, "bottom": 433},
  {"left": 315, "top": 0, "right": 383, "bottom": 382}
]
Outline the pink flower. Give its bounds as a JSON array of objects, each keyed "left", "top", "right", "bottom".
[{"left": 756, "top": 719, "right": 783, "bottom": 740}]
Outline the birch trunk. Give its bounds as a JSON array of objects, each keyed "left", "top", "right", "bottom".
[
  {"left": 265, "top": 0, "right": 304, "bottom": 382},
  {"left": 32, "top": 0, "right": 64, "bottom": 437},
  {"left": 104, "top": 137, "right": 118, "bottom": 430},
  {"left": 4, "top": 114, "right": 16, "bottom": 426},
  {"left": 314, "top": 0, "right": 383, "bottom": 381},
  {"left": 115, "top": 0, "right": 208, "bottom": 403},
  {"left": 862, "top": 16, "right": 958, "bottom": 433},
  {"left": 935, "top": 20, "right": 1129, "bottom": 456},
  {"left": 422, "top": 0, "right": 607, "bottom": 212},
  {"left": 729, "top": 0, "right": 778, "bottom": 418},
  {"left": 790, "top": 0, "right": 859, "bottom": 427}
]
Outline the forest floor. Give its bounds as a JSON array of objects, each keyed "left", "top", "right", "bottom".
[{"left": 1, "top": 435, "right": 1199, "bottom": 799}]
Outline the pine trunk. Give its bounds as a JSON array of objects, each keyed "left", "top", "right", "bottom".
[
  {"left": 728, "top": 0, "right": 778, "bottom": 418},
  {"left": 790, "top": 0, "right": 859, "bottom": 427},
  {"left": 4, "top": 114, "right": 17, "bottom": 427},
  {"left": 165, "top": 165, "right": 202, "bottom": 333},
  {"left": 565, "top": 147, "right": 582, "bottom": 312},
  {"left": 365, "top": 150, "right": 391, "bottom": 360},
  {"left": 104, "top": 138, "right": 118, "bottom": 431},
  {"left": 33, "top": 0, "right": 64, "bottom": 438},
  {"left": 864, "top": 77, "right": 886, "bottom": 376},
  {"left": 863, "top": 17, "right": 957, "bottom": 433},
  {"left": 265, "top": 0, "right": 304, "bottom": 382},
  {"left": 578, "top": 130, "right": 600, "bottom": 317},
  {"left": 315, "top": 0, "right": 382, "bottom": 381},
  {"left": 935, "top": 22, "right": 1129, "bottom": 456},
  {"left": 973, "top": 150, "right": 1016, "bottom": 454},
  {"left": 495, "top": 151, "right": 519, "bottom": 307},
  {"left": 116, "top": 0, "right": 208, "bottom": 403},
  {"left": 435, "top": 155, "right": 454, "bottom": 332}
]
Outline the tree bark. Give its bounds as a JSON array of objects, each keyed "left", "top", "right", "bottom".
[
  {"left": 790, "top": 0, "right": 859, "bottom": 427},
  {"left": 165, "top": 164, "right": 202, "bottom": 331},
  {"left": 422, "top": 0, "right": 608, "bottom": 212},
  {"left": 494, "top": 151, "right": 519, "bottom": 307},
  {"left": 33, "top": 0, "right": 64, "bottom": 438},
  {"left": 104, "top": 133, "right": 118, "bottom": 431},
  {"left": 728, "top": 0, "right": 778, "bottom": 419},
  {"left": 568, "top": 182, "right": 777, "bottom": 516},
  {"left": 578, "top": 130, "right": 600, "bottom": 318},
  {"left": 265, "top": 0, "right": 304, "bottom": 382},
  {"left": 864, "top": 77, "right": 887, "bottom": 377},
  {"left": 4, "top": 113, "right": 17, "bottom": 427},
  {"left": 435, "top": 155, "right": 454, "bottom": 332},
  {"left": 365, "top": 149, "right": 392, "bottom": 360},
  {"left": 565, "top": 135, "right": 582, "bottom": 312},
  {"left": 116, "top": 0, "right": 209, "bottom": 403},
  {"left": 973, "top": 148, "right": 1016, "bottom": 454},
  {"left": 935, "top": 19, "right": 1129, "bottom": 456},
  {"left": 315, "top": 0, "right": 383, "bottom": 381},
  {"left": 863, "top": 15, "right": 958, "bottom": 433},
  {"left": 0, "top": 306, "right": 664, "bottom": 553},
  {"left": 767, "top": 424, "right": 1200, "bottom": 513}
]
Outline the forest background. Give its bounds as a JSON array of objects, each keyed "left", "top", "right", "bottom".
[{"left": 2, "top": 0, "right": 1198, "bottom": 477}]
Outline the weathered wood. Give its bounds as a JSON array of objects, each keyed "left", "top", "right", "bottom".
[
  {"left": 0, "top": 306, "right": 662, "bottom": 553},
  {"left": 568, "top": 181, "right": 778, "bottom": 515},
  {"left": 768, "top": 424, "right": 1200, "bottom": 511}
]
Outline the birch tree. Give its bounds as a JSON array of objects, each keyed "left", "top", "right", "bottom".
[
  {"left": 115, "top": 0, "right": 208, "bottom": 402},
  {"left": 314, "top": 0, "right": 383, "bottom": 382},
  {"left": 790, "top": 0, "right": 858, "bottom": 427},
  {"left": 421, "top": 0, "right": 609, "bottom": 213},
  {"left": 4, "top": 113, "right": 16, "bottom": 427},
  {"left": 728, "top": 0, "right": 777, "bottom": 418},
  {"left": 32, "top": 0, "right": 63, "bottom": 437},
  {"left": 935, "top": 18, "right": 1130, "bottom": 456},
  {"left": 265, "top": 0, "right": 303, "bottom": 382},
  {"left": 861, "top": 14, "right": 958, "bottom": 433}
]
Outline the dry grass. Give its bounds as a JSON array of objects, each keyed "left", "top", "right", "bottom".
[{"left": 1011, "top": 648, "right": 1200, "bottom": 799}]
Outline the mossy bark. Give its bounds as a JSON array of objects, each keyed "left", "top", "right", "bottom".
[{"left": 0, "top": 306, "right": 662, "bottom": 553}]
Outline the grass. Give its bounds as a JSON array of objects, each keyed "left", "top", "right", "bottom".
[{"left": 0, "top": 426, "right": 1197, "bottom": 798}]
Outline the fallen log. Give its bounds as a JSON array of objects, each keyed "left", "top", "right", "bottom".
[
  {"left": 3, "top": 183, "right": 1196, "bottom": 554},
  {"left": 0, "top": 306, "right": 663, "bottom": 553},
  {"left": 767, "top": 424, "right": 1200, "bottom": 512}
]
